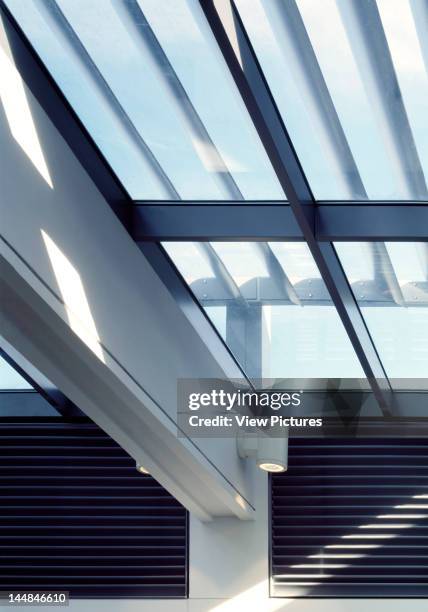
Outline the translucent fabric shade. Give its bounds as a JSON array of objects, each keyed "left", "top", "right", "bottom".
[
  {"left": 5, "top": 0, "right": 283, "bottom": 200},
  {"left": 335, "top": 242, "right": 428, "bottom": 386},
  {"left": 236, "top": 0, "right": 428, "bottom": 200},
  {"left": 7, "top": 0, "right": 428, "bottom": 202},
  {"left": 164, "top": 242, "right": 364, "bottom": 380}
]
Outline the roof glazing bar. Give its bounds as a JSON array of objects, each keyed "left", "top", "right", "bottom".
[{"left": 338, "top": 0, "right": 428, "bottom": 200}]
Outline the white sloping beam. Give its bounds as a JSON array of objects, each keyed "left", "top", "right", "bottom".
[{"left": 0, "top": 21, "right": 255, "bottom": 520}]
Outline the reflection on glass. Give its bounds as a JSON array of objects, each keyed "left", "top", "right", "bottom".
[
  {"left": 236, "top": 0, "right": 428, "bottom": 200},
  {"left": 5, "top": 0, "right": 283, "bottom": 200},
  {"left": 164, "top": 242, "right": 364, "bottom": 379},
  {"left": 335, "top": 242, "right": 428, "bottom": 385}
]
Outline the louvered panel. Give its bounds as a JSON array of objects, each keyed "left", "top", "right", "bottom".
[
  {"left": 0, "top": 419, "right": 187, "bottom": 598},
  {"left": 271, "top": 438, "right": 428, "bottom": 597}
]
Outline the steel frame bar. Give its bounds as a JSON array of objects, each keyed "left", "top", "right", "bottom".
[
  {"left": 132, "top": 202, "right": 428, "bottom": 241},
  {"left": 0, "top": 341, "right": 82, "bottom": 417},
  {"left": 199, "top": 0, "right": 392, "bottom": 415}
]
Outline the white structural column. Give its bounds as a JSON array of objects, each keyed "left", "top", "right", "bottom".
[
  {"left": 187, "top": 468, "right": 271, "bottom": 611},
  {"left": 0, "top": 16, "right": 255, "bottom": 521}
]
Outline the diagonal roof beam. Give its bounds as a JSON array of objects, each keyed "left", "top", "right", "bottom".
[
  {"left": 199, "top": 0, "right": 393, "bottom": 415},
  {"left": 338, "top": 0, "right": 428, "bottom": 200}
]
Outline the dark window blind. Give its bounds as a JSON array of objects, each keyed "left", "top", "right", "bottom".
[
  {"left": 0, "top": 418, "right": 187, "bottom": 598},
  {"left": 271, "top": 438, "right": 428, "bottom": 597}
]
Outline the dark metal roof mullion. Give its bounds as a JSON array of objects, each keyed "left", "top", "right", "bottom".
[{"left": 199, "top": 0, "right": 393, "bottom": 416}]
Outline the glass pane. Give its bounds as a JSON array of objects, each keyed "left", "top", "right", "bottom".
[
  {"left": 236, "top": 0, "right": 428, "bottom": 201},
  {"left": 0, "top": 355, "right": 32, "bottom": 389},
  {"left": 335, "top": 242, "right": 428, "bottom": 387},
  {"left": 164, "top": 242, "right": 364, "bottom": 380},
  {"left": 5, "top": 0, "right": 283, "bottom": 200}
]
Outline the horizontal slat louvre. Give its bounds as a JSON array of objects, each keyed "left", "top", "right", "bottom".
[
  {"left": 0, "top": 420, "right": 187, "bottom": 598},
  {"left": 271, "top": 438, "right": 428, "bottom": 597}
]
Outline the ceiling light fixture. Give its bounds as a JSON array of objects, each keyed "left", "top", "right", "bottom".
[{"left": 237, "top": 434, "right": 288, "bottom": 473}]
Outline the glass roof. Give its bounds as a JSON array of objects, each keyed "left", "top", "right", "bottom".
[
  {"left": 5, "top": 0, "right": 284, "bottom": 200},
  {"left": 5, "top": 0, "right": 427, "bottom": 395},
  {"left": 335, "top": 242, "right": 428, "bottom": 386},
  {"left": 236, "top": 0, "right": 428, "bottom": 200},
  {"left": 164, "top": 242, "right": 364, "bottom": 380},
  {"left": 7, "top": 0, "right": 428, "bottom": 202}
]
